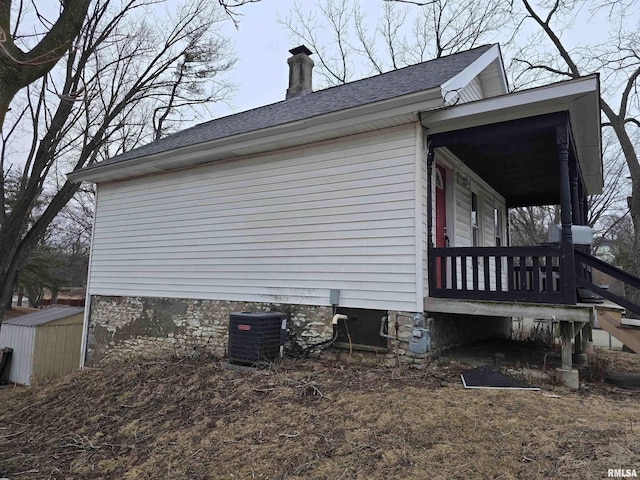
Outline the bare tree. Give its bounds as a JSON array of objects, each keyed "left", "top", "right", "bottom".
[
  {"left": 217, "top": 0, "right": 262, "bottom": 28},
  {"left": 587, "top": 130, "right": 630, "bottom": 235},
  {"left": 0, "top": 1, "right": 92, "bottom": 129},
  {"left": 0, "top": 0, "right": 235, "bottom": 319},
  {"left": 510, "top": 129, "right": 631, "bottom": 246},
  {"left": 281, "top": 0, "right": 513, "bottom": 88},
  {"left": 509, "top": 205, "right": 558, "bottom": 246},
  {"left": 279, "top": 0, "right": 355, "bottom": 86},
  {"left": 509, "top": 0, "right": 640, "bottom": 277}
]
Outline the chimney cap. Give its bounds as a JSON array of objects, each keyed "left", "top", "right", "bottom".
[{"left": 289, "top": 45, "right": 313, "bottom": 56}]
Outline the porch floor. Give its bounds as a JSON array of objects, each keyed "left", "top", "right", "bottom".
[{"left": 424, "top": 297, "right": 602, "bottom": 322}]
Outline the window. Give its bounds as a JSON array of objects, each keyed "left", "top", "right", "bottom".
[
  {"left": 494, "top": 207, "right": 503, "bottom": 246},
  {"left": 471, "top": 191, "right": 480, "bottom": 246}
]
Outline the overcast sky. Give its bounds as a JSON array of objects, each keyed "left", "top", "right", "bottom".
[
  {"left": 26, "top": 0, "right": 640, "bottom": 130},
  {"left": 208, "top": 0, "right": 626, "bottom": 118},
  {"left": 217, "top": 2, "right": 293, "bottom": 116}
]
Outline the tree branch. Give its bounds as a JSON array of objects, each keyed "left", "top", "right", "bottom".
[{"left": 521, "top": 0, "right": 581, "bottom": 78}]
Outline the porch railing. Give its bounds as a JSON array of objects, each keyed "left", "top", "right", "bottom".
[
  {"left": 574, "top": 248, "right": 640, "bottom": 317},
  {"left": 429, "top": 245, "right": 568, "bottom": 304}
]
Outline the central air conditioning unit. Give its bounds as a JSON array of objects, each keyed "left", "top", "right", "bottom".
[{"left": 227, "top": 312, "right": 287, "bottom": 366}]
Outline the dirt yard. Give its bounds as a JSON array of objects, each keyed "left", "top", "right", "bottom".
[{"left": 1, "top": 345, "right": 639, "bottom": 480}]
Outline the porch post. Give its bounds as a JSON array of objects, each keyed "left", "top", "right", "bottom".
[
  {"left": 557, "top": 123, "right": 577, "bottom": 304},
  {"left": 569, "top": 157, "right": 581, "bottom": 225},
  {"left": 578, "top": 181, "right": 587, "bottom": 226},
  {"left": 426, "top": 143, "right": 435, "bottom": 291}
]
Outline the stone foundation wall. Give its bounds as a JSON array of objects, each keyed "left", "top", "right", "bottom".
[
  {"left": 87, "top": 296, "right": 333, "bottom": 364},
  {"left": 322, "top": 311, "right": 430, "bottom": 368},
  {"left": 86, "top": 295, "right": 511, "bottom": 367},
  {"left": 429, "top": 313, "right": 512, "bottom": 354}
]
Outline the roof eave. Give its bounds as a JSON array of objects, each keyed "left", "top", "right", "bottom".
[{"left": 68, "top": 88, "right": 443, "bottom": 184}]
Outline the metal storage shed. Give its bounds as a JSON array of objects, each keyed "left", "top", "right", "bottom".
[{"left": 0, "top": 307, "right": 84, "bottom": 385}]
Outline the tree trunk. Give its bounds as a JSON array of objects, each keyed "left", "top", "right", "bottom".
[
  {"left": 627, "top": 181, "right": 640, "bottom": 306},
  {"left": 0, "top": 180, "right": 81, "bottom": 320},
  {"left": 51, "top": 288, "right": 59, "bottom": 305},
  {"left": 0, "top": 0, "right": 91, "bottom": 131}
]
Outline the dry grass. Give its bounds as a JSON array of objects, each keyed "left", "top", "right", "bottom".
[{"left": 0, "top": 352, "right": 639, "bottom": 480}]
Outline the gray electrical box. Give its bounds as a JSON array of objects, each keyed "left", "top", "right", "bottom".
[
  {"left": 330, "top": 289, "right": 340, "bottom": 305},
  {"left": 548, "top": 225, "right": 593, "bottom": 245}
]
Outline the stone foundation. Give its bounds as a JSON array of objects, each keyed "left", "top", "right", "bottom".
[
  {"left": 323, "top": 311, "right": 430, "bottom": 368},
  {"left": 86, "top": 295, "right": 512, "bottom": 367},
  {"left": 87, "top": 296, "right": 333, "bottom": 364}
]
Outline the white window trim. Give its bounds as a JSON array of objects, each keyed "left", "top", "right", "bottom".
[{"left": 471, "top": 189, "right": 482, "bottom": 247}]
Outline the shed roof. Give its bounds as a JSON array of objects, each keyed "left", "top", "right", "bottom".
[
  {"left": 4, "top": 307, "right": 84, "bottom": 327},
  {"left": 77, "top": 45, "right": 494, "bottom": 172}
]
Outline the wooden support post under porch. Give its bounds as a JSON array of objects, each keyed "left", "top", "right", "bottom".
[
  {"left": 425, "top": 297, "right": 595, "bottom": 389},
  {"left": 557, "top": 319, "right": 589, "bottom": 388}
]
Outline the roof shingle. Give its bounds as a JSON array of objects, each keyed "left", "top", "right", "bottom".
[{"left": 98, "top": 45, "right": 493, "bottom": 166}]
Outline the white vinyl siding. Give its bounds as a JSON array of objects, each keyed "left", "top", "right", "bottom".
[
  {"left": 458, "top": 76, "right": 484, "bottom": 103},
  {"left": 478, "top": 60, "right": 507, "bottom": 98},
  {"left": 428, "top": 148, "right": 507, "bottom": 292},
  {"left": 89, "top": 125, "right": 419, "bottom": 312}
]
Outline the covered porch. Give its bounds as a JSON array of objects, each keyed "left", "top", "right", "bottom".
[
  {"left": 421, "top": 76, "right": 605, "bottom": 312},
  {"left": 419, "top": 75, "right": 640, "bottom": 384}
]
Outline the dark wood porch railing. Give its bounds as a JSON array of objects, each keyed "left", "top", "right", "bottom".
[
  {"left": 429, "top": 245, "right": 568, "bottom": 304},
  {"left": 574, "top": 248, "right": 640, "bottom": 317}
]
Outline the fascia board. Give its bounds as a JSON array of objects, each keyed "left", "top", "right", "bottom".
[
  {"left": 68, "top": 88, "right": 443, "bottom": 183},
  {"left": 425, "top": 76, "right": 598, "bottom": 129}
]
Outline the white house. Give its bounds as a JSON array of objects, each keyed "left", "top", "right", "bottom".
[{"left": 71, "top": 44, "right": 635, "bottom": 374}]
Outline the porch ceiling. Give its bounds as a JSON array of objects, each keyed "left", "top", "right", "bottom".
[{"left": 430, "top": 112, "right": 575, "bottom": 208}]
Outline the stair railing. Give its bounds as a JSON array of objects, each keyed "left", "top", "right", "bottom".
[{"left": 574, "top": 248, "right": 640, "bottom": 316}]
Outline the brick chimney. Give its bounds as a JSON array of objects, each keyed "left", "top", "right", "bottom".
[{"left": 286, "top": 45, "right": 314, "bottom": 100}]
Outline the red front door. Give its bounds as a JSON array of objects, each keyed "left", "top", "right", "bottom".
[{"left": 435, "top": 165, "right": 447, "bottom": 287}]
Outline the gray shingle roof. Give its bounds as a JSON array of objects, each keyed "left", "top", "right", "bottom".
[
  {"left": 96, "top": 45, "right": 493, "bottom": 167},
  {"left": 4, "top": 307, "right": 84, "bottom": 327}
]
